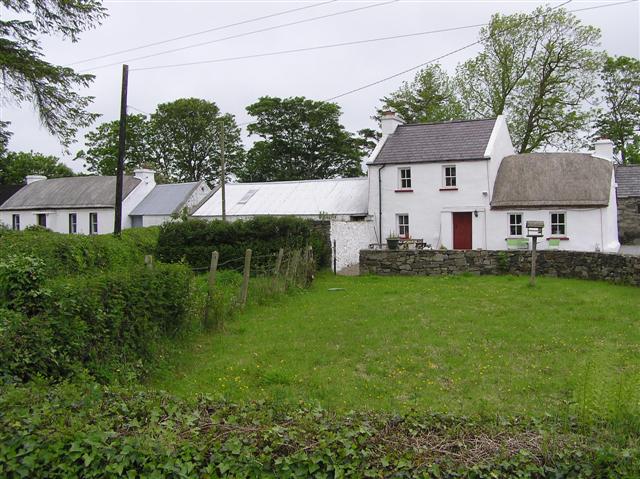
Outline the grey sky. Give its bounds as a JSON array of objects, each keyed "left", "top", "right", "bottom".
[{"left": 2, "top": 0, "right": 639, "bottom": 172}]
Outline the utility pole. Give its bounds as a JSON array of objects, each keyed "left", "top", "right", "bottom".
[
  {"left": 219, "top": 121, "right": 226, "bottom": 221},
  {"left": 114, "top": 64, "right": 129, "bottom": 236}
]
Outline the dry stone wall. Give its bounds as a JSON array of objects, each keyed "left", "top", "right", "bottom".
[{"left": 360, "top": 249, "right": 640, "bottom": 286}]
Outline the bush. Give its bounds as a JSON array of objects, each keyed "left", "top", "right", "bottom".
[
  {"left": 0, "top": 263, "right": 193, "bottom": 382},
  {"left": 157, "top": 217, "right": 331, "bottom": 270},
  {"left": 0, "top": 255, "right": 49, "bottom": 315},
  {"left": 0, "top": 227, "right": 159, "bottom": 278}
]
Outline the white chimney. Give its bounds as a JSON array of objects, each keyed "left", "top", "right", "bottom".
[
  {"left": 593, "top": 138, "right": 615, "bottom": 162},
  {"left": 380, "top": 110, "right": 405, "bottom": 136},
  {"left": 133, "top": 168, "right": 156, "bottom": 184},
  {"left": 25, "top": 175, "right": 47, "bottom": 185}
]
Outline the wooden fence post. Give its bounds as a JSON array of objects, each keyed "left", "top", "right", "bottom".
[
  {"left": 274, "top": 248, "right": 284, "bottom": 276},
  {"left": 240, "top": 248, "right": 252, "bottom": 306},
  {"left": 289, "top": 249, "right": 301, "bottom": 286},
  {"left": 204, "top": 251, "right": 219, "bottom": 330},
  {"left": 144, "top": 254, "right": 154, "bottom": 270}
]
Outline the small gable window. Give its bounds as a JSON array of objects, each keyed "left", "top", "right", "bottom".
[
  {"left": 551, "top": 212, "right": 566, "bottom": 236},
  {"left": 509, "top": 213, "right": 523, "bottom": 236},
  {"left": 398, "top": 168, "right": 411, "bottom": 189},
  {"left": 443, "top": 165, "right": 457, "bottom": 188}
]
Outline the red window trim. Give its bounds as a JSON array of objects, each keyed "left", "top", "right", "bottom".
[
  {"left": 395, "top": 189, "right": 414, "bottom": 193},
  {"left": 439, "top": 187, "right": 458, "bottom": 191},
  {"left": 546, "top": 236, "right": 570, "bottom": 241}
]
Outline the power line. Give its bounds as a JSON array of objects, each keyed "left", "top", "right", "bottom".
[
  {"left": 324, "top": 0, "right": 637, "bottom": 102},
  {"left": 79, "top": 0, "right": 399, "bottom": 73},
  {"left": 131, "top": 22, "right": 486, "bottom": 72},
  {"left": 68, "top": 0, "right": 338, "bottom": 66}
]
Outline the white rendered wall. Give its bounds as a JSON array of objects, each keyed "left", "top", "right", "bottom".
[
  {"left": 330, "top": 219, "right": 377, "bottom": 270},
  {"left": 1, "top": 208, "right": 114, "bottom": 234},
  {"left": 121, "top": 176, "right": 156, "bottom": 229}
]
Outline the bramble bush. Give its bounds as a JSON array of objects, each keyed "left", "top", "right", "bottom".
[
  {"left": 0, "top": 260, "right": 193, "bottom": 383},
  {"left": 157, "top": 217, "right": 331, "bottom": 270},
  {"left": 0, "top": 227, "right": 159, "bottom": 278},
  {"left": 0, "top": 380, "right": 638, "bottom": 478}
]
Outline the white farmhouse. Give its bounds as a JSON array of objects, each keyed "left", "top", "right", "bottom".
[
  {"left": 0, "top": 169, "right": 156, "bottom": 234},
  {"left": 368, "top": 111, "right": 619, "bottom": 253},
  {"left": 191, "top": 177, "right": 372, "bottom": 270}
]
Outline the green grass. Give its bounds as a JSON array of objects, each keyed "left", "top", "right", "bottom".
[{"left": 150, "top": 273, "right": 640, "bottom": 420}]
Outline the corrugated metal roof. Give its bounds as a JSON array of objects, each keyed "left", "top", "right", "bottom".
[
  {"left": 130, "top": 182, "right": 201, "bottom": 216},
  {"left": 0, "top": 185, "right": 24, "bottom": 207},
  {"left": 615, "top": 165, "right": 640, "bottom": 198},
  {"left": 372, "top": 118, "right": 496, "bottom": 165},
  {"left": 491, "top": 153, "right": 612, "bottom": 208},
  {"left": 0, "top": 176, "right": 140, "bottom": 210},
  {"left": 193, "top": 177, "right": 368, "bottom": 217}
]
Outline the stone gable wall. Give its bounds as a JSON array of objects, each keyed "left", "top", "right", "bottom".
[
  {"left": 360, "top": 249, "right": 640, "bottom": 286},
  {"left": 618, "top": 197, "right": 640, "bottom": 245}
]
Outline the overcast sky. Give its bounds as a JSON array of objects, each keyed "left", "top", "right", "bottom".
[{"left": 2, "top": 0, "right": 638, "bottom": 172}]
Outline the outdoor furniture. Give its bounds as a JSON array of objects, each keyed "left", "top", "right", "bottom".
[{"left": 399, "top": 238, "right": 425, "bottom": 250}]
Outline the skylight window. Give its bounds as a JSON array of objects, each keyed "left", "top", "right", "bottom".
[{"left": 237, "top": 189, "right": 258, "bottom": 205}]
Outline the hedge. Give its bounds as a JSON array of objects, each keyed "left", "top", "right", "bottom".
[
  {"left": 0, "top": 227, "right": 159, "bottom": 278},
  {"left": 1, "top": 381, "right": 638, "bottom": 478},
  {"left": 0, "top": 262, "right": 192, "bottom": 382},
  {"left": 156, "top": 217, "right": 331, "bottom": 270}
]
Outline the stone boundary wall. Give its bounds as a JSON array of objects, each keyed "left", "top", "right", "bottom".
[{"left": 360, "top": 249, "right": 640, "bottom": 286}]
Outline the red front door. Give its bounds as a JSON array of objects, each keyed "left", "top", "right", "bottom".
[{"left": 453, "top": 212, "right": 472, "bottom": 250}]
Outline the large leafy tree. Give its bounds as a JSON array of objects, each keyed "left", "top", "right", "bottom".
[
  {"left": 378, "top": 64, "right": 464, "bottom": 123},
  {"left": 149, "top": 98, "right": 245, "bottom": 185},
  {"left": 0, "top": 0, "right": 107, "bottom": 149},
  {"left": 593, "top": 56, "right": 640, "bottom": 164},
  {"left": 455, "top": 6, "right": 602, "bottom": 153},
  {"left": 241, "top": 96, "right": 365, "bottom": 182},
  {"left": 75, "top": 114, "right": 153, "bottom": 176},
  {"left": 0, "top": 151, "right": 73, "bottom": 184}
]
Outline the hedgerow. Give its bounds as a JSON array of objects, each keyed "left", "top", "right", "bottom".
[
  {"left": 0, "top": 227, "right": 159, "bottom": 278},
  {"left": 0, "top": 380, "right": 638, "bottom": 478},
  {"left": 157, "top": 217, "right": 331, "bottom": 270},
  {"left": 0, "top": 260, "right": 192, "bottom": 383}
]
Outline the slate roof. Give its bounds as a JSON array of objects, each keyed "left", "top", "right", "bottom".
[
  {"left": 193, "top": 177, "right": 368, "bottom": 217},
  {"left": 615, "top": 165, "right": 640, "bottom": 198},
  {"left": 372, "top": 118, "right": 496, "bottom": 165},
  {"left": 130, "top": 182, "right": 203, "bottom": 216},
  {"left": 491, "top": 153, "right": 612, "bottom": 208},
  {"left": 0, "top": 185, "right": 24, "bottom": 207},
  {"left": 0, "top": 176, "right": 140, "bottom": 210}
]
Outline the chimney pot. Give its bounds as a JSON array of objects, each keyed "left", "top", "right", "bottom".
[{"left": 380, "top": 109, "right": 405, "bottom": 136}]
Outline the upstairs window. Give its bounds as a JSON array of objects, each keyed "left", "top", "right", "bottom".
[
  {"left": 36, "top": 213, "right": 46, "bottom": 228},
  {"left": 551, "top": 212, "right": 566, "bottom": 236},
  {"left": 89, "top": 212, "right": 98, "bottom": 235},
  {"left": 12, "top": 214, "right": 20, "bottom": 231},
  {"left": 398, "top": 168, "right": 412, "bottom": 189},
  {"left": 509, "top": 213, "right": 523, "bottom": 236},
  {"left": 69, "top": 213, "right": 77, "bottom": 234},
  {"left": 397, "top": 214, "right": 409, "bottom": 238},
  {"left": 443, "top": 165, "right": 457, "bottom": 188}
]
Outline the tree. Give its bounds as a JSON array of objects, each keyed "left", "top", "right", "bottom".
[
  {"left": 148, "top": 98, "right": 245, "bottom": 185},
  {"left": 1, "top": 0, "right": 107, "bottom": 149},
  {"left": 455, "top": 6, "right": 602, "bottom": 153},
  {"left": 75, "top": 114, "right": 153, "bottom": 176},
  {"left": 0, "top": 151, "right": 73, "bottom": 184},
  {"left": 593, "top": 56, "right": 640, "bottom": 164},
  {"left": 378, "top": 64, "right": 464, "bottom": 123},
  {"left": 241, "top": 96, "right": 365, "bottom": 182}
]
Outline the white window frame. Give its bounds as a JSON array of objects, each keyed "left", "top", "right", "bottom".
[
  {"left": 89, "top": 212, "right": 98, "bottom": 235},
  {"left": 443, "top": 165, "right": 457, "bottom": 188},
  {"left": 550, "top": 212, "right": 567, "bottom": 236},
  {"left": 398, "top": 167, "right": 412, "bottom": 190},
  {"left": 397, "top": 214, "right": 409, "bottom": 238},
  {"left": 69, "top": 213, "right": 77, "bottom": 234},
  {"left": 12, "top": 214, "right": 20, "bottom": 231},
  {"left": 508, "top": 213, "right": 523, "bottom": 237}
]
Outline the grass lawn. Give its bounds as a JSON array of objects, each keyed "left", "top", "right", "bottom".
[{"left": 151, "top": 273, "right": 640, "bottom": 419}]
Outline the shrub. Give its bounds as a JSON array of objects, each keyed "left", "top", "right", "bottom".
[
  {"left": 0, "top": 263, "right": 193, "bottom": 382},
  {"left": 0, "top": 255, "right": 49, "bottom": 315},
  {"left": 0, "top": 227, "right": 159, "bottom": 278},
  {"left": 157, "top": 217, "right": 331, "bottom": 270}
]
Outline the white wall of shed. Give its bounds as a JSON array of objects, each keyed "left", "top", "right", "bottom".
[{"left": 330, "top": 219, "right": 377, "bottom": 271}]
